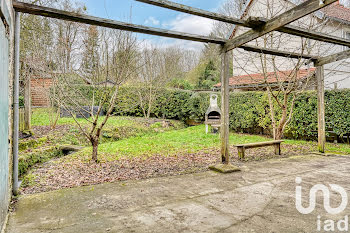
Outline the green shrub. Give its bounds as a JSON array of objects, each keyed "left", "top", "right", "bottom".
[
  {"left": 168, "top": 78, "right": 193, "bottom": 90},
  {"left": 285, "top": 91, "right": 318, "bottom": 139},
  {"left": 19, "top": 96, "right": 24, "bottom": 107},
  {"left": 325, "top": 90, "right": 350, "bottom": 137},
  {"left": 54, "top": 85, "right": 350, "bottom": 140},
  {"left": 229, "top": 92, "right": 266, "bottom": 133}
]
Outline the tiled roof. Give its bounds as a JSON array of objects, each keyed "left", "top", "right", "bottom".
[
  {"left": 214, "top": 68, "right": 316, "bottom": 87},
  {"left": 322, "top": 2, "right": 350, "bottom": 23}
]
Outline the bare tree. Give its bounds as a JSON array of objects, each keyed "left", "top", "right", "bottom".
[
  {"left": 52, "top": 28, "right": 139, "bottom": 162},
  {"left": 54, "top": 1, "right": 85, "bottom": 73},
  {"left": 230, "top": 0, "right": 344, "bottom": 139},
  {"left": 135, "top": 45, "right": 198, "bottom": 117},
  {"left": 212, "top": 0, "right": 247, "bottom": 39},
  {"left": 135, "top": 47, "right": 167, "bottom": 118}
]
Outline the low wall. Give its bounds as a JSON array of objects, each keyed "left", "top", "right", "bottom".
[{"left": 31, "top": 78, "right": 53, "bottom": 107}]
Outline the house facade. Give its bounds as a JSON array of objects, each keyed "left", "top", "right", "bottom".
[{"left": 230, "top": 0, "right": 350, "bottom": 90}]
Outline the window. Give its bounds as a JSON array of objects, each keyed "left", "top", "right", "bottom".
[
  {"left": 345, "top": 31, "right": 350, "bottom": 40},
  {"left": 343, "top": 31, "right": 350, "bottom": 51}
]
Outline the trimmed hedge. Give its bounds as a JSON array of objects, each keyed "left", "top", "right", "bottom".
[{"left": 61, "top": 86, "right": 350, "bottom": 140}]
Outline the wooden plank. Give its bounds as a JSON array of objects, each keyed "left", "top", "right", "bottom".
[
  {"left": 224, "top": 0, "right": 337, "bottom": 51},
  {"left": 315, "top": 49, "right": 350, "bottom": 66},
  {"left": 136, "top": 0, "right": 350, "bottom": 48},
  {"left": 13, "top": 2, "right": 323, "bottom": 61},
  {"left": 13, "top": 1, "right": 226, "bottom": 44},
  {"left": 220, "top": 48, "right": 230, "bottom": 164},
  {"left": 246, "top": 17, "right": 350, "bottom": 47},
  {"left": 240, "top": 45, "right": 318, "bottom": 61},
  {"left": 316, "top": 65, "right": 326, "bottom": 153},
  {"left": 135, "top": 0, "right": 245, "bottom": 25},
  {"left": 278, "top": 24, "right": 350, "bottom": 48},
  {"left": 234, "top": 140, "right": 284, "bottom": 148}
]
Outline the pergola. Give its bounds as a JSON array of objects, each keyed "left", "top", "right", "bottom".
[{"left": 11, "top": 0, "right": 350, "bottom": 176}]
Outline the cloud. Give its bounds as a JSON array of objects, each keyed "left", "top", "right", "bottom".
[
  {"left": 139, "top": 37, "right": 205, "bottom": 52},
  {"left": 163, "top": 39, "right": 205, "bottom": 51},
  {"left": 165, "top": 14, "right": 214, "bottom": 36},
  {"left": 139, "top": 14, "right": 215, "bottom": 51},
  {"left": 144, "top": 16, "right": 160, "bottom": 26}
]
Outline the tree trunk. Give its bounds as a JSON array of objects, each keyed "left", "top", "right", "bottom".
[
  {"left": 91, "top": 138, "right": 99, "bottom": 162},
  {"left": 274, "top": 129, "right": 283, "bottom": 140},
  {"left": 146, "top": 86, "right": 153, "bottom": 119},
  {"left": 267, "top": 92, "right": 277, "bottom": 140},
  {"left": 147, "top": 99, "right": 152, "bottom": 118},
  {"left": 275, "top": 100, "right": 288, "bottom": 140}
]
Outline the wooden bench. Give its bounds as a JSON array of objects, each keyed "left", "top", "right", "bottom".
[{"left": 234, "top": 140, "right": 284, "bottom": 159}]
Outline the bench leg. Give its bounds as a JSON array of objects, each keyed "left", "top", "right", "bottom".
[
  {"left": 274, "top": 143, "right": 281, "bottom": 155},
  {"left": 237, "top": 147, "right": 245, "bottom": 159}
]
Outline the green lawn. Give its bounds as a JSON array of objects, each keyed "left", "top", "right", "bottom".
[
  {"left": 31, "top": 108, "right": 136, "bottom": 127},
  {"left": 95, "top": 125, "right": 270, "bottom": 160},
  {"left": 93, "top": 125, "right": 350, "bottom": 160},
  {"left": 285, "top": 139, "right": 350, "bottom": 155},
  {"left": 31, "top": 108, "right": 350, "bottom": 161}
]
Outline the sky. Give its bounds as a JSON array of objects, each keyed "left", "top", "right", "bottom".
[{"left": 82, "top": 0, "right": 225, "bottom": 50}]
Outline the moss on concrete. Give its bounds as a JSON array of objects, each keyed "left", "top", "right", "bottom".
[
  {"left": 19, "top": 137, "right": 48, "bottom": 151},
  {"left": 19, "top": 146, "right": 63, "bottom": 177}
]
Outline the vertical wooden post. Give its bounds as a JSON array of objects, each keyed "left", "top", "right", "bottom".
[
  {"left": 316, "top": 65, "right": 325, "bottom": 153},
  {"left": 237, "top": 147, "right": 245, "bottom": 159},
  {"left": 220, "top": 47, "right": 230, "bottom": 164},
  {"left": 24, "top": 77, "right": 31, "bottom": 131},
  {"left": 274, "top": 143, "right": 281, "bottom": 155}
]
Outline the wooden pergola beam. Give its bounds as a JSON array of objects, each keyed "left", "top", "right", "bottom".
[
  {"left": 223, "top": 0, "right": 338, "bottom": 52},
  {"left": 136, "top": 0, "right": 350, "bottom": 48},
  {"left": 13, "top": 1, "right": 317, "bottom": 61},
  {"left": 12, "top": 1, "right": 226, "bottom": 44},
  {"left": 278, "top": 24, "right": 350, "bottom": 47},
  {"left": 315, "top": 49, "right": 350, "bottom": 66},
  {"left": 240, "top": 45, "right": 318, "bottom": 61},
  {"left": 136, "top": 0, "right": 246, "bottom": 26}
]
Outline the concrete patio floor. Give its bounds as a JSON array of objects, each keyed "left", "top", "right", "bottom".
[{"left": 6, "top": 154, "right": 350, "bottom": 233}]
